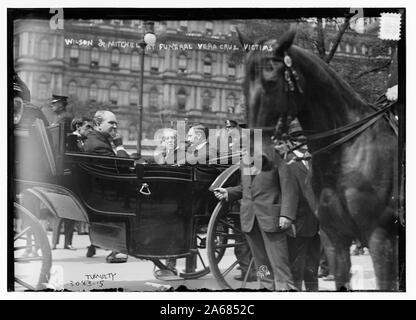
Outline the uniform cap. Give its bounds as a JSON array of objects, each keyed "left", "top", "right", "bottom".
[
  {"left": 225, "top": 119, "right": 238, "bottom": 128},
  {"left": 51, "top": 94, "right": 68, "bottom": 104}
]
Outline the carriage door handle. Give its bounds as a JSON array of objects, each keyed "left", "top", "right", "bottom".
[{"left": 139, "top": 183, "right": 151, "bottom": 196}]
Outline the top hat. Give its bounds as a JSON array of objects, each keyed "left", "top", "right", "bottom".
[
  {"left": 13, "top": 72, "right": 31, "bottom": 102},
  {"left": 225, "top": 119, "right": 238, "bottom": 128},
  {"left": 51, "top": 94, "right": 68, "bottom": 104}
]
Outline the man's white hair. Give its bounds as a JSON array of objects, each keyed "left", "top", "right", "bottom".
[{"left": 93, "top": 110, "right": 114, "bottom": 127}]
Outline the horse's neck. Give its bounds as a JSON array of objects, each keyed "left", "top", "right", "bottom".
[{"left": 298, "top": 50, "right": 370, "bottom": 133}]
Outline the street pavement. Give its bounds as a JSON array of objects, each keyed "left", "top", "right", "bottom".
[{"left": 14, "top": 233, "right": 376, "bottom": 292}]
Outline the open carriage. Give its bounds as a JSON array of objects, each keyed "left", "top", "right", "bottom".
[{"left": 12, "top": 110, "right": 255, "bottom": 291}]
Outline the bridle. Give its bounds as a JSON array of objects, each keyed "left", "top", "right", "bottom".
[{"left": 250, "top": 52, "right": 398, "bottom": 162}]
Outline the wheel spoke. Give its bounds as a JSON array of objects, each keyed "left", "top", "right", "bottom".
[
  {"left": 218, "top": 219, "right": 243, "bottom": 235},
  {"left": 241, "top": 258, "right": 256, "bottom": 289},
  {"left": 14, "top": 277, "right": 37, "bottom": 291},
  {"left": 14, "top": 245, "right": 37, "bottom": 251},
  {"left": 221, "top": 260, "right": 239, "bottom": 278},
  {"left": 15, "top": 256, "right": 44, "bottom": 262},
  {"left": 196, "top": 250, "right": 207, "bottom": 269},
  {"left": 213, "top": 242, "right": 245, "bottom": 249},
  {"left": 14, "top": 227, "right": 31, "bottom": 241}
]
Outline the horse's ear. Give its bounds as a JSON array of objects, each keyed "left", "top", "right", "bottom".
[
  {"left": 275, "top": 26, "right": 297, "bottom": 56},
  {"left": 236, "top": 28, "right": 254, "bottom": 52}
]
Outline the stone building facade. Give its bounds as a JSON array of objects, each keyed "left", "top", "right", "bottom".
[{"left": 14, "top": 18, "right": 391, "bottom": 145}]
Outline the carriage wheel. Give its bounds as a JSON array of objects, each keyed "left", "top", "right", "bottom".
[
  {"left": 14, "top": 202, "right": 52, "bottom": 291},
  {"left": 151, "top": 223, "right": 228, "bottom": 280},
  {"left": 207, "top": 200, "right": 257, "bottom": 290}
]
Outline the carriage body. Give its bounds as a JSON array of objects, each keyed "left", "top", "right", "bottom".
[{"left": 63, "top": 152, "right": 228, "bottom": 260}]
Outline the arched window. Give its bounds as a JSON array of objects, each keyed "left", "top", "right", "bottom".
[
  {"left": 68, "top": 80, "right": 77, "bottom": 96},
  {"left": 90, "top": 47, "right": 99, "bottom": 68},
  {"left": 179, "top": 21, "right": 188, "bottom": 32},
  {"left": 177, "top": 87, "right": 187, "bottom": 110},
  {"left": 131, "top": 50, "right": 140, "bottom": 71},
  {"left": 149, "top": 87, "right": 159, "bottom": 109},
  {"left": 203, "top": 55, "right": 212, "bottom": 75},
  {"left": 38, "top": 75, "right": 49, "bottom": 99},
  {"left": 89, "top": 83, "right": 98, "bottom": 102},
  {"left": 151, "top": 53, "right": 159, "bottom": 72},
  {"left": 39, "top": 39, "right": 50, "bottom": 60},
  {"left": 130, "top": 87, "right": 139, "bottom": 105},
  {"left": 70, "top": 45, "right": 79, "bottom": 64},
  {"left": 353, "top": 46, "right": 358, "bottom": 54},
  {"left": 345, "top": 43, "right": 351, "bottom": 53},
  {"left": 228, "top": 63, "right": 236, "bottom": 78},
  {"left": 226, "top": 93, "right": 236, "bottom": 113},
  {"left": 111, "top": 49, "right": 120, "bottom": 69},
  {"left": 361, "top": 44, "right": 368, "bottom": 55},
  {"left": 109, "top": 84, "right": 118, "bottom": 105},
  {"left": 205, "top": 21, "right": 213, "bottom": 35},
  {"left": 178, "top": 53, "right": 187, "bottom": 73},
  {"left": 202, "top": 90, "right": 213, "bottom": 111}
]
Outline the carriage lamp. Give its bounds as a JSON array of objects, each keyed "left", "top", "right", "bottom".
[{"left": 137, "top": 21, "right": 156, "bottom": 157}]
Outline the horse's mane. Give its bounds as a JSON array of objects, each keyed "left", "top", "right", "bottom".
[{"left": 290, "top": 45, "right": 370, "bottom": 111}]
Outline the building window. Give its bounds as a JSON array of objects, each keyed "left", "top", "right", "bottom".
[
  {"left": 205, "top": 21, "right": 214, "bottom": 35},
  {"left": 177, "top": 87, "right": 187, "bottom": 110},
  {"left": 39, "top": 39, "right": 50, "bottom": 60},
  {"left": 109, "top": 84, "right": 118, "bottom": 105},
  {"left": 90, "top": 47, "right": 99, "bottom": 68},
  {"left": 131, "top": 50, "right": 140, "bottom": 72},
  {"left": 345, "top": 43, "right": 351, "bottom": 53},
  {"left": 203, "top": 55, "right": 212, "bottom": 76},
  {"left": 68, "top": 80, "right": 77, "bottom": 96},
  {"left": 178, "top": 53, "right": 187, "bottom": 73},
  {"left": 130, "top": 87, "right": 139, "bottom": 105},
  {"left": 111, "top": 49, "right": 120, "bottom": 69},
  {"left": 226, "top": 93, "right": 236, "bottom": 113},
  {"left": 70, "top": 45, "right": 79, "bottom": 64},
  {"left": 38, "top": 75, "right": 49, "bottom": 99},
  {"left": 179, "top": 21, "right": 188, "bottom": 32},
  {"left": 202, "top": 90, "right": 213, "bottom": 112},
  {"left": 89, "top": 83, "right": 98, "bottom": 102},
  {"left": 228, "top": 63, "right": 236, "bottom": 78},
  {"left": 361, "top": 44, "right": 368, "bottom": 55},
  {"left": 149, "top": 87, "right": 159, "bottom": 109},
  {"left": 151, "top": 54, "right": 159, "bottom": 72}
]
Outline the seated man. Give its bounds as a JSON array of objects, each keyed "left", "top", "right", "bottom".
[
  {"left": 185, "top": 124, "right": 218, "bottom": 164},
  {"left": 83, "top": 110, "right": 129, "bottom": 263},
  {"left": 66, "top": 117, "right": 93, "bottom": 152}
]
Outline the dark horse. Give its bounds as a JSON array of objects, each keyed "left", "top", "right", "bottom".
[{"left": 239, "top": 28, "right": 399, "bottom": 291}]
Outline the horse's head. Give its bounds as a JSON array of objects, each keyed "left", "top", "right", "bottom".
[{"left": 239, "top": 27, "right": 307, "bottom": 140}]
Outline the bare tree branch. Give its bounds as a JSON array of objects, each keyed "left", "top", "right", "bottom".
[
  {"left": 316, "top": 18, "right": 326, "bottom": 59},
  {"left": 354, "top": 61, "right": 391, "bottom": 79},
  {"left": 324, "top": 16, "right": 351, "bottom": 63}
]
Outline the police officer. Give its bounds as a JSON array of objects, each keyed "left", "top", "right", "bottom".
[{"left": 45, "top": 94, "right": 76, "bottom": 250}]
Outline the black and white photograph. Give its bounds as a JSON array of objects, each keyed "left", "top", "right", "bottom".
[{"left": 6, "top": 2, "right": 408, "bottom": 297}]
